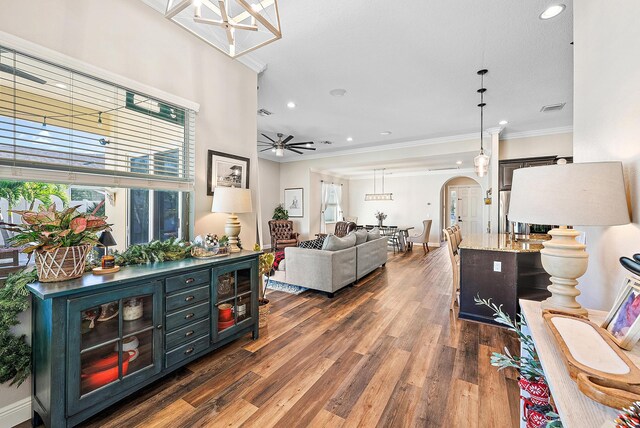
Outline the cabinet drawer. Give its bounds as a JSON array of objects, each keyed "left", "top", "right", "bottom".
[
  {"left": 165, "top": 302, "right": 209, "bottom": 331},
  {"left": 165, "top": 335, "right": 210, "bottom": 368},
  {"left": 166, "top": 285, "right": 210, "bottom": 312},
  {"left": 165, "top": 317, "right": 210, "bottom": 350},
  {"left": 165, "top": 270, "right": 210, "bottom": 294}
]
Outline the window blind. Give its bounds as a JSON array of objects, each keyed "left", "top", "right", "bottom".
[{"left": 0, "top": 45, "right": 195, "bottom": 191}]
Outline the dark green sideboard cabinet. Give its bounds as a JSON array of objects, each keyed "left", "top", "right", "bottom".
[{"left": 27, "top": 251, "right": 260, "bottom": 428}]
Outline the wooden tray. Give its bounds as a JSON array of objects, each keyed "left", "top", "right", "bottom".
[{"left": 543, "top": 310, "right": 640, "bottom": 408}]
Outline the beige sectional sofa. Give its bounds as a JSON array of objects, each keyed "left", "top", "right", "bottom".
[{"left": 284, "top": 230, "right": 387, "bottom": 297}]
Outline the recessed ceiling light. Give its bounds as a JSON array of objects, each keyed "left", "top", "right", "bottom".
[
  {"left": 540, "top": 4, "right": 565, "bottom": 20},
  {"left": 286, "top": 101, "right": 296, "bottom": 109},
  {"left": 54, "top": 82, "right": 67, "bottom": 89},
  {"left": 380, "top": 131, "right": 392, "bottom": 136},
  {"left": 499, "top": 120, "right": 508, "bottom": 125},
  {"left": 456, "top": 161, "right": 463, "bottom": 165},
  {"left": 329, "top": 88, "right": 347, "bottom": 97},
  {"left": 346, "top": 137, "right": 353, "bottom": 142}
]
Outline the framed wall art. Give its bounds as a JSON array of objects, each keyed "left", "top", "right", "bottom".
[
  {"left": 207, "top": 150, "right": 250, "bottom": 195},
  {"left": 602, "top": 275, "right": 640, "bottom": 350},
  {"left": 284, "top": 188, "right": 304, "bottom": 218}
]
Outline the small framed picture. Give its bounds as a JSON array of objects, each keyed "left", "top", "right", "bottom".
[
  {"left": 602, "top": 275, "right": 640, "bottom": 350},
  {"left": 284, "top": 188, "right": 303, "bottom": 218},
  {"left": 207, "top": 150, "right": 250, "bottom": 196}
]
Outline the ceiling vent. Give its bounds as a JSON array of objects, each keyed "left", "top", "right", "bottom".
[
  {"left": 257, "top": 108, "right": 273, "bottom": 116},
  {"left": 319, "top": 140, "right": 333, "bottom": 145},
  {"left": 540, "top": 103, "right": 566, "bottom": 113}
]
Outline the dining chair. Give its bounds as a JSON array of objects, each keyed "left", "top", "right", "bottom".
[
  {"left": 453, "top": 224, "right": 463, "bottom": 243},
  {"left": 382, "top": 226, "right": 400, "bottom": 253},
  {"left": 443, "top": 228, "right": 460, "bottom": 310},
  {"left": 408, "top": 219, "right": 432, "bottom": 254}
]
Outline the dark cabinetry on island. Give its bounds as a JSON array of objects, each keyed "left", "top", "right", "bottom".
[{"left": 27, "top": 251, "right": 260, "bottom": 428}]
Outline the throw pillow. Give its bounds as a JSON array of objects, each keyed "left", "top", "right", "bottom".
[
  {"left": 355, "top": 229, "right": 368, "bottom": 245},
  {"left": 298, "top": 235, "right": 326, "bottom": 250},
  {"left": 322, "top": 232, "right": 357, "bottom": 251},
  {"left": 367, "top": 227, "right": 381, "bottom": 241}
]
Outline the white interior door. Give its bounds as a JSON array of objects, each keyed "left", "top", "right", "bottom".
[{"left": 454, "top": 185, "right": 482, "bottom": 235}]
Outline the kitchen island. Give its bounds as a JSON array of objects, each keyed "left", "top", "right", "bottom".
[{"left": 458, "top": 233, "right": 551, "bottom": 325}]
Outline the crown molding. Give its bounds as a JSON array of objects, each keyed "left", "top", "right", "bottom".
[
  {"left": 502, "top": 125, "right": 573, "bottom": 140},
  {"left": 238, "top": 54, "right": 268, "bottom": 74},
  {"left": 348, "top": 167, "right": 477, "bottom": 180},
  {"left": 258, "top": 125, "right": 574, "bottom": 163}
]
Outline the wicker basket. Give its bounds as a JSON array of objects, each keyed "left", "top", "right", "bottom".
[
  {"left": 35, "top": 244, "right": 91, "bottom": 282},
  {"left": 258, "top": 299, "right": 270, "bottom": 328}
]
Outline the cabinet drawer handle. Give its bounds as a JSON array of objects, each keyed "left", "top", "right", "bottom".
[
  {"left": 184, "top": 347, "right": 194, "bottom": 355},
  {"left": 185, "top": 313, "right": 195, "bottom": 319},
  {"left": 185, "top": 295, "right": 195, "bottom": 302},
  {"left": 185, "top": 330, "right": 194, "bottom": 337},
  {"left": 156, "top": 324, "right": 163, "bottom": 330},
  {"left": 185, "top": 278, "right": 195, "bottom": 284}
]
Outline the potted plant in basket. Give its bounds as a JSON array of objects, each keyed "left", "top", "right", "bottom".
[
  {"left": 475, "top": 296, "right": 561, "bottom": 428},
  {"left": 254, "top": 244, "right": 275, "bottom": 328},
  {"left": 0, "top": 203, "right": 110, "bottom": 282}
]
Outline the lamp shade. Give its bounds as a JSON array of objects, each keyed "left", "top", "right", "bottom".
[
  {"left": 211, "top": 187, "right": 253, "bottom": 214},
  {"left": 98, "top": 231, "right": 117, "bottom": 247},
  {"left": 509, "top": 161, "right": 629, "bottom": 226}
]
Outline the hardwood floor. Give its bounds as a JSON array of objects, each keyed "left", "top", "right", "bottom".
[{"left": 23, "top": 246, "right": 521, "bottom": 428}]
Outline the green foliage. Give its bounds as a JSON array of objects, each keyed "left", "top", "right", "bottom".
[
  {"left": 114, "top": 238, "right": 192, "bottom": 266},
  {"left": 0, "top": 181, "right": 69, "bottom": 210},
  {"left": 254, "top": 244, "right": 274, "bottom": 300},
  {"left": 1, "top": 203, "right": 110, "bottom": 253},
  {"left": 272, "top": 204, "right": 289, "bottom": 220},
  {"left": 474, "top": 296, "right": 545, "bottom": 381},
  {"left": 0, "top": 268, "right": 38, "bottom": 386},
  {"left": 218, "top": 235, "right": 229, "bottom": 246}
]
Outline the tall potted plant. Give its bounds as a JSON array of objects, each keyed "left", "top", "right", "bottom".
[
  {"left": 254, "top": 244, "right": 275, "bottom": 328},
  {"left": 1, "top": 204, "right": 110, "bottom": 282},
  {"left": 272, "top": 204, "right": 289, "bottom": 220}
]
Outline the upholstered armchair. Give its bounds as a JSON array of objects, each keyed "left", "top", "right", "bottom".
[
  {"left": 334, "top": 221, "right": 357, "bottom": 238},
  {"left": 268, "top": 220, "right": 300, "bottom": 251}
]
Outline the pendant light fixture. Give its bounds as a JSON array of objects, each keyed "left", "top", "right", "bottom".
[
  {"left": 364, "top": 168, "right": 393, "bottom": 201},
  {"left": 474, "top": 69, "right": 490, "bottom": 178}
]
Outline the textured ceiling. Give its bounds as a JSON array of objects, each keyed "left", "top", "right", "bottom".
[{"left": 254, "top": 0, "right": 574, "bottom": 161}]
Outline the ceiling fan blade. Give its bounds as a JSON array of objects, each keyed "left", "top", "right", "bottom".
[
  {"left": 287, "top": 148, "right": 304, "bottom": 154},
  {"left": 287, "top": 142, "right": 314, "bottom": 146},
  {"left": 291, "top": 147, "right": 316, "bottom": 150},
  {"left": 0, "top": 64, "right": 47, "bottom": 84},
  {"left": 260, "top": 148, "right": 273, "bottom": 152},
  {"left": 282, "top": 135, "right": 294, "bottom": 144},
  {"left": 261, "top": 133, "right": 276, "bottom": 143}
]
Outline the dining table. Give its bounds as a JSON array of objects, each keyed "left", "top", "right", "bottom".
[{"left": 396, "top": 226, "right": 414, "bottom": 252}]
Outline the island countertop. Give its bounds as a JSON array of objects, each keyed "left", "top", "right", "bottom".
[{"left": 458, "top": 233, "right": 549, "bottom": 253}]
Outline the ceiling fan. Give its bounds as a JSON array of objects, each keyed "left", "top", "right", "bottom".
[{"left": 258, "top": 133, "right": 316, "bottom": 157}]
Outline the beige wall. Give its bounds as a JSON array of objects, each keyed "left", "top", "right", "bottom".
[
  {"left": 258, "top": 158, "right": 281, "bottom": 246},
  {"left": 0, "top": 0, "right": 257, "bottom": 416},
  {"left": 499, "top": 132, "right": 573, "bottom": 160},
  {"left": 573, "top": 1, "right": 640, "bottom": 310}
]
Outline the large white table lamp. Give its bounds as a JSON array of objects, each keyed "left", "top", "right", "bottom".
[
  {"left": 211, "top": 187, "right": 253, "bottom": 253},
  {"left": 508, "top": 161, "right": 629, "bottom": 315}
]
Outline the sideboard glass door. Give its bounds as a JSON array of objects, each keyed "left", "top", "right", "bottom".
[
  {"left": 67, "top": 281, "right": 162, "bottom": 416},
  {"left": 212, "top": 261, "right": 255, "bottom": 342}
]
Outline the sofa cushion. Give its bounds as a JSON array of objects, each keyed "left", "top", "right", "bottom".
[
  {"left": 354, "top": 229, "right": 368, "bottom": 245},
  {"left": 322, "top": 232, "right": 356, "bottom": 251},
  {"left": 367, "top": 227, "right": 382, "bottom": 241},
  {"left": 298, "top": 236, "right": 326, "bottom": 250}
]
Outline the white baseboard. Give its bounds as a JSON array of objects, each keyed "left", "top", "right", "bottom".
[
  {"left": 428, "top": 241, "right": 441, "bottom": 247},
  {"left": 0, "top": 397, "right": 30, "bottom": 428}
]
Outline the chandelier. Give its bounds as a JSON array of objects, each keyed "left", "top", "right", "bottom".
[
  {"left": 164, "top": 0, "right": 281, "bottom": 58},
  {"left": 474, "top": 69, "right": 490, "bottom": 178},
  {"left": 365, "top": 169, "right": 393, "bottom": 201}
]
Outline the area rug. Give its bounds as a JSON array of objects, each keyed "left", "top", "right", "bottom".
[{"left": 264, "top": 272, "right": 308, "bottom": 295}]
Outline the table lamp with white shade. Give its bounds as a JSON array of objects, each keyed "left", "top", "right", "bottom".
[
  {"left": 211, "top": 187, "right": 253, "bottom": 253},
  {"left": 508, "top": 161, "right": 629, "bottom": 316}
]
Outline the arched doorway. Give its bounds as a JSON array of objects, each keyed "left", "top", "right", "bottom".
[{"left": 440, "top": 176, "right": 484, "bottom": 239}]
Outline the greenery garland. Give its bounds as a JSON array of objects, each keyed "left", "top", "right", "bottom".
[
  {"left": 0, "top": 268, "right": 38, "bottom": 386},
  {"left": 0, "top": 238, "right": 191, "bottom": 387}
]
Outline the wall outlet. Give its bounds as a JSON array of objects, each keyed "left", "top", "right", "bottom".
[{"left": 493, "top": 261, "right": 502, "bottom": 272}]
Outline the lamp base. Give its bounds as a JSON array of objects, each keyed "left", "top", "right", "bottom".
[
  {"left": 225, "top": 213, "right": 241, "bottom": 253},
  {"left": 539, "top": 227, "right": 589, "bottom": 316}
]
